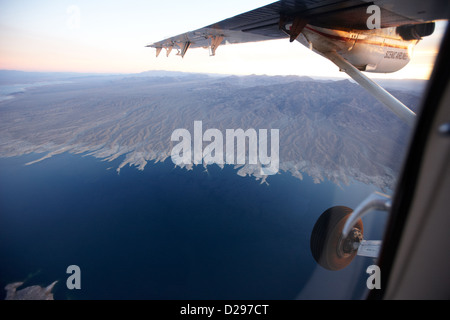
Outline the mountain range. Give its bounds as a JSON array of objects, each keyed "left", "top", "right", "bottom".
[{"left": 0, "top": 70, "right": 425, "bottom": 189}]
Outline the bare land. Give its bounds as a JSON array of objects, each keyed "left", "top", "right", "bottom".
[{"left": 0, "top": 72, "right": 424, "bottom": 189}]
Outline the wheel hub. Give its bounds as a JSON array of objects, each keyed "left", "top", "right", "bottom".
[{"left": 339, "top": 227, "right": 363, "bottom": 257}]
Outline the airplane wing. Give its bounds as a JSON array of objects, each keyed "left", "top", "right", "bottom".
[
  {"left": 147, "top": 0, "right": 449, "bottom": 56},
  {"left": 147, "top": 0, "right": 448, "bottom": 125}
]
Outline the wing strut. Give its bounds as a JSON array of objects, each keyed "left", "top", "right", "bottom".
[{"left": 323, "top": 51, "right": 416, "bottom": 127}]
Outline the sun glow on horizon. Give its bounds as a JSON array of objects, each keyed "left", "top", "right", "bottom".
[{"left": 0, "top": 1, "right": 446, "bottom": 80}]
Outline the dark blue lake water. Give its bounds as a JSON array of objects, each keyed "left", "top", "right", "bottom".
[{"left": 0, "top": 153, "right": 387, "bottom": 299}]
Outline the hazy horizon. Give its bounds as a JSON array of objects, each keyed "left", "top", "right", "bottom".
[{"left": 0, "top": 1, "right": 446, "bottom": 79}]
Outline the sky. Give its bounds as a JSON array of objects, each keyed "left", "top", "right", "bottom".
[{"left": 0, "top": 0, "right": 447, "bottom": 79}]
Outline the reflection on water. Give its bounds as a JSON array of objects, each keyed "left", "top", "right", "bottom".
[{"left": 0, "top": 81, "right": 71, "bottom": 102}]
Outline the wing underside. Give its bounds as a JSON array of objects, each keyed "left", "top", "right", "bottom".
[{"left": 147, "top": 0, "right": 449, "bottom": 54}]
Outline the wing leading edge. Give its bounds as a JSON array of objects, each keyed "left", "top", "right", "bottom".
[{"left": 147, "top": 0, "right": 449, "bottom": 57}]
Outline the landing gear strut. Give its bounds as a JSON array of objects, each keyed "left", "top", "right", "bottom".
[{"left": 310, "top": 192, "right": 390, "bottom": 271}]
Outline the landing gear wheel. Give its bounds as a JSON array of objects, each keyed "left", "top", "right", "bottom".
[{"left": 310, "top": 206, "right": 363, "bottom": 271}]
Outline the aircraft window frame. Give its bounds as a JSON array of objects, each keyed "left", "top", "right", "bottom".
[{"left": 368, "top": 22, "right": 450, "bottom": 300}]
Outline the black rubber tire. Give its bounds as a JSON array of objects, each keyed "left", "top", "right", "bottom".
[{"left": 310, "top": 206, "right": 363, "bottom": 271}]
